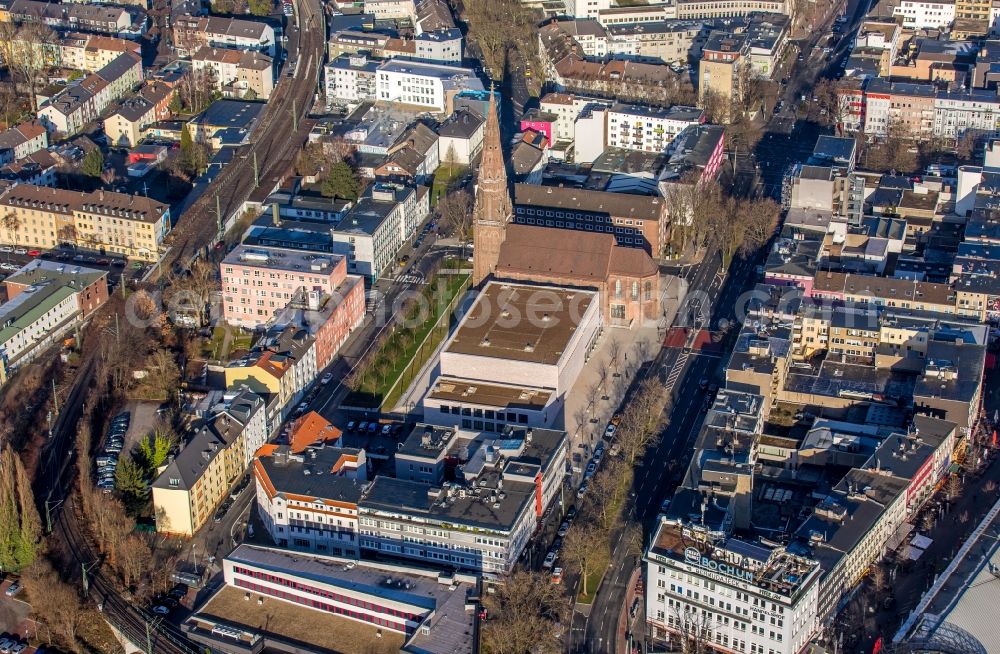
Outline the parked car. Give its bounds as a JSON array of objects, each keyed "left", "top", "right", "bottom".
[
  {"left": 152, "top": 605, "right": 171, "bottom": 615},
  {"left": 557, "top": 521, "right": 569, "bottom": 537},
  {"left": 585, "top": 462, "right": 597, "bottom": 478},
  {"left": 542, "top": 551, "right": 557, "bottom": 569},
  {"left": 566, "top": 507, "right": 577, "bottom": 521},
  {"left": 551, "top": 567, "right": 562, "bottom": 584},
  {"left": 381, "top": 424, "right": 392, "bottom": 436},
  {"left": 12, "top": 248, "right": 25, "bottom": 255},
  {"left": 346, "top": 421, "right": 356, "bottom": 432},
  {"left": 577, "top": 483, "right": 588, "bottom": 499},
  {"left": 358, "top": 421, "right": 368, "bottom": 432},
  {"left": 0, "top": 639, "right": 13, "bottom": 654},
  {"left": 367, "top": 422, "right": 378, "bottom": 434},
  {"left": 5, "top": 581, "right": 21, "bottom": 597},
  {"left": 604, "top": 423, "right": 616, "bottom": 439},
  {"left": 321, "top": 372, "right": 333, "bottom": 385},
  {"left": 11, "top": 642, "right": 26, "bottom": 654}
]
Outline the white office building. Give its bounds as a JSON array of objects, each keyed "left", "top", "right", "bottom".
[
  {"left": 892, "top": 0, "right": 955, "bottom": 29},
  {"left": 324, "top": 54, "right": 379, "bottom": 104},
  {"left": 645, "top": 520, "right": 822, "bottom": 654},
  {"left": 376, "top": 60, "right": 484, "bottom": 113}
]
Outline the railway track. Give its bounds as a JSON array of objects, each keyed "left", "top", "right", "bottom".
[{"left": 163, "top": 0, "right": 325, "bottom": 270}]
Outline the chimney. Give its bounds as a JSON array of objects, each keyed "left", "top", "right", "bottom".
[{"left": 271, "top": 202, "right": 280, "bottom": 226}]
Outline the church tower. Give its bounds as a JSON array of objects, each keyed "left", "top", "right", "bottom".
[{"left": 472, "top": 88, "right": 511, "bottom": 287}]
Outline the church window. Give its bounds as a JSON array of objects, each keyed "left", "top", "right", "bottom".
[
  {"left": 645, "top": 282, "right": 652, "bottom": 301},
  {"left": 631, "top": 281, "right": 639, "bottom": 300},
  {"left": 615, "top": 280, "right": 622, "bottom": 298}
]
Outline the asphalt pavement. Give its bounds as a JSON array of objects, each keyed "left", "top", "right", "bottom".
[{"left": 573, "top": 0, "right": 877, "bottom": 639}]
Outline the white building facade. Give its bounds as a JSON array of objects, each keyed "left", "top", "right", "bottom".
[
  {"left": 892, "top": 0, "right": 955, "bottom": 29},
  {"left": 645, "top": 522, "right": 822, "bottom": 654}
]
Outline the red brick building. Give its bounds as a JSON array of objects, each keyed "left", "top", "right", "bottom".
[{"left": 495, "top": 224, "right": 661, "bottom": 327}]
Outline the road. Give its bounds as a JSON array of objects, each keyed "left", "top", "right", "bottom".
[
  {"left": 576, "top": 0, "right": 878, "bottom": 647},
  {"left": 573, "top": 248, "right": 759, "bottom": 654},
  {"left": 162, "top": 0, "right": 326, "bottom": 271}
]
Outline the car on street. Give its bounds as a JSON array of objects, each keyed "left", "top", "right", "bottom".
[
  {"left": 358, "top": 421, "right": 368, "bottom": 432},
  {"left": 557, "top": 521, "right": 569, "bottom": 537},
  {"left": 542, "top": 551, "right": 557, "bottom": 569},
  {"left": 0, "top": 639, "right": 13, "bottom": 654},
  {"left": 551, "top": 567, "right": 562, "bottom": 584},
  {"left": 660, "top": 499, "right": 671, "bottom": 514},
  {"left": 566, "top": 507, "right": 577, "bottom": 520},
  {"left": 367, "top": 422, "right": 378, "bottom": 434},
  {"left": 381, "top": 424, "right": 392, "bottom": 436},
  {"left": 152, "top": 605, "right": 171, "bottom": 615},
  {"left": 12, "top": 248, "right": 25, "bottom": 255},
  {"left": 604, "top": 423, "right": 616, "bottom": 439},
  {"left": 5, "top": 581, "right": 21, "bottom": 597},
  {"left": 321, "top": 372, "right": 333, "bottom": 385},
  {"left": 27, "top": 250, "right": 40, "bottom": 257},
  {"left": 585, "top": 462, "right": 597, "bottom": 477},
  {"left": 346, "top": 421, "right": 356, "bottom": 432},
  {"left": 577, "top": 483, "right": 588, "bottom": 499},
  {"left": 11, "top": 642, "right": 26, "bottom": 654}
]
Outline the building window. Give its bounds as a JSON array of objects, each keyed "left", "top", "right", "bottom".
[{"left": 611, "top": 304, "right": 626, "bottom": 319}]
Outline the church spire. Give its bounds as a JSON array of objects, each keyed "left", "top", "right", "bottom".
[{"left": 472, "top": 87, "right": 511, "bottom": 287}]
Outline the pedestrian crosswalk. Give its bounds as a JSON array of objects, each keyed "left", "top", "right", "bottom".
[{"left": 664, "top": 348, "right": 690, "bottom": 395}]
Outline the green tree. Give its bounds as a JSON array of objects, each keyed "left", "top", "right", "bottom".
[
  {"left": 179, "top": 126, "right": 207, "bottom": 177},
  {"left": 0, "top": 447, "right": 39, "bottom": 572},
  {"left": 81, "top": 148, "right": 103, "bottom": 178},
  {"left": 248, "top": 0, "right": 271, "bottom": 15},
  {"left": 321, "top": 161, "right": 360, "bottom": 200},
  {"left": 114, "top": 457, "right": 147, "bottom": 498},
  {"left": 137, "top": 429, "right": 175, "bottom": 473},
  {"left": 168, "top": 93, "right": 183, "bottom": 114}
]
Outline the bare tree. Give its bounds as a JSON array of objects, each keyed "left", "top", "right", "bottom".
[
  {"left": 561, "top": 523, "right": 608, "bottom": 598},
  {"left": 671, "top": 604, "right": 717, "bottom": 654},
  {"left": 21, "top": 558, "right": 84, "bottom": 649},
  {"left": 946, "top": 475, "right": 963, "bottom": 502},
  {"left": 481, "top": 570, "right": 570, "bottom": 654},
  {"left": 437, "top": 189, "right": 473, "bottom": 257},
  {"left": 738, "top": 197, "right": 781, "bottom": 257}
]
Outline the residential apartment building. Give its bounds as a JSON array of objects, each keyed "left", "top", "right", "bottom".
[
  {"left": 375, "top": 60, "right": 484, "bottom": 113},
  {"left": 699, "top": 32, "right": 746, "bottom": 121},
  {"left": 513, "top": 183, "right": 669, "bottom": 255},
  {"left": 844, "top": 75, "right": 1000, "bottom": 140},
  {"left": 224, "top": 326, "right": 317, "bottom": 425},
  {"left": 412, "top": 28, "right": 463, "bottom": 64},
  {"left": 606, "top": 104, "right": 704, "bottom": 153},
  {"left": 2, "top": 0, "right": 147, "bottom": 38},
  {"left": 331, "top": 183, "right": 428, "bottom": 281},
  {"left": 104, "top": 81, "right": 173, "bottom": 148},
  {"left": 191, "top": 46, "right": 274, "bottom": 100},
  {"left": 0, "top": 184, "right": 170, "bottom": 261},
  {"left": 152, "top": 390, "right": 267, "bottom": 536},
  {"left": 956, "top": 0, "right": 991, "bottom": 21},
  {"left": 436, "top": 108, "right": 485, "bottom": 164},
  {"left": 324, "top": 54, "right": 379, "bottom": 104},
  {"left": 358, "top": 424, "right": 568, "bottom": 573},
  {"left": 37, "top": 51, "right": 143, "bottom": 136},
  {"left": 0, "top": 260, "right": 108, "bottom": 383},
  {"left": 0, "top": 121, "right": 48, "bottom": 164},
  {"left": 254, "top": 442, "right": 367, "bottom": 557},
  {"left": 220, "top": 246, "right": 355, "bottom": 329},
  {"left": 539, "top": 92, "right": 612, "bottom": 144},
  {"left": 171, "top": 15, "right": 277, "bottom": 57}
]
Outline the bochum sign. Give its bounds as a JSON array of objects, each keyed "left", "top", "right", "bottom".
[{"left": 684, "top": 546, "right": 758, "bottom": 583}]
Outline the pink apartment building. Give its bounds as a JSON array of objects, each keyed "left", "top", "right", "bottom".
[{"left": 221, "top": 246, "right": 355, "bottom": 329}]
